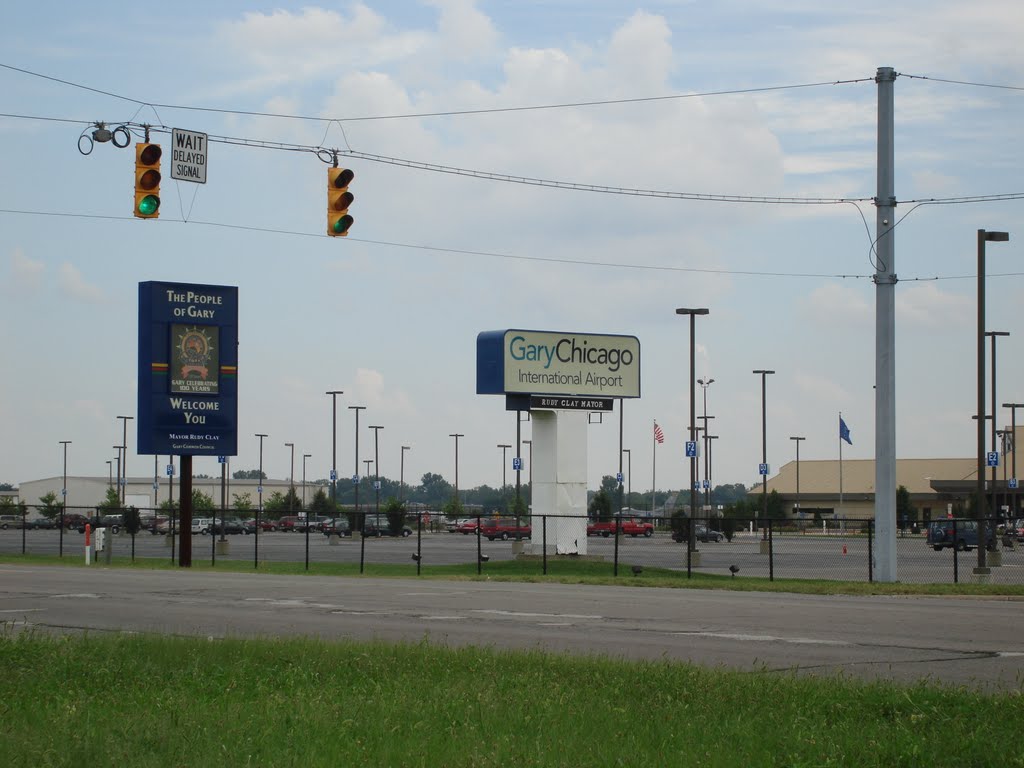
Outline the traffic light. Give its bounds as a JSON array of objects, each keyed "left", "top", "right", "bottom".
[
  {"left": 134, "top": 142, "right": 162, "bottom": 219},
  {"left": 327, "top": 167, "right": 354, "bottom": 237}
]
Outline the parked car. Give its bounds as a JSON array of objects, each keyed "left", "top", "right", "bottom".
[
  {"left": 672, "top": 524, "right": 724, "bottom": 543},
  {"left": 360, "top": 515, "right": 413, "bottom": 537},
  {"left": 926, "top": 519, "right": 994, "bottom": 551},
  {"left": 211, "top": 517, "right": 252, "bottom": 535},
  {"left": 480, "top": 517, "right": 532, "bottom": 541},
  {"left": 586, "top": 519, "right": 654, "bottom": 537},
  {"left": 320, "top": 517, "right": 351, "bottom": 536},
  {"left": 455, "top": 518, "right": 479, "bottom": 535},
  {"left": 26, "top": 517, "right": 56, "bottom": 529},
  {"left": 191, "top": 517, "right": 215, "bottom": 535},
  {"left": 0, "top": 514, "right": 25, "bottom": 529},
  {"left": 74, "top": 514, "right": 123, "bottom": 534}
]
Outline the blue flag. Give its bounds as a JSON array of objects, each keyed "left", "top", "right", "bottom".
[{"left": 840, "top": 417, "right": 852, "bottom": 445}]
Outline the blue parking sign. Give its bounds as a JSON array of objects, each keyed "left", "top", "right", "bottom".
[
  {"left": 512, "top": 457, "right": 523, "bottom": 471},
  {"left": 987, "top": 451, "right": 999, "bottom": 467},
  {"left": 758, "top": 463, "right": 769, "bottom": 476},
  {"left": 685, "top": 441, "right": 698, "bottom": 458}
]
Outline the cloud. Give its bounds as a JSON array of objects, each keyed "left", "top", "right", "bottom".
[
  {"left": 804, "top": 282, "right": 873, "bottom": 326},
  {"left": 425, "top": 0, "right": 498, "bottom": 58},
  {"left": 8, "top": 248, "right": 45, "bottom": 292},
  {"left": 350, "top": 368, "right": 414, "bottom": 415},
  {"left": 57, "top": 263, "right": 104, "bottom": 303},
  {"left": 896, "top": 281, "right": 972, "bottom": 327}
]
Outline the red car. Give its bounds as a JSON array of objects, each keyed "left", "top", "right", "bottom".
[
  {"left": 480, "top": 518, "right": 532, "bottom": 541},
  {"left": 455, "top": 519, "right": 479, "bottom": 535}
]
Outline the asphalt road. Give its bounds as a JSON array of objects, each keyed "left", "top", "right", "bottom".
[{"left": 1, "top": 564, "right": 1022, "bottom": 692}]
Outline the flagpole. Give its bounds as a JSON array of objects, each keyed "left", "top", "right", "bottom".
[
  {"left": 652, "top": 419, "right": 657, "bottom": 516},
  {"left": 839, "top": 412, "right": 844, "bottom": 525}
]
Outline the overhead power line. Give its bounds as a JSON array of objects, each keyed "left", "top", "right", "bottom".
[{"left": 0, "top": 61, "right": 871, "bottom": 122}]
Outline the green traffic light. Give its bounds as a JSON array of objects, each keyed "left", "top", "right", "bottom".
[
  {"left": 137, "top": 195, "right": 160, "bottom": 216},
  {"left": 332, "top": 215, "right": 353, "bottom": 235}
]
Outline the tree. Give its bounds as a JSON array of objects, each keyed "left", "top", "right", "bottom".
[
  {"left": 38, "top": 491, "right": 63, "bottom": 520},
  {"left": 98, "top": 486, "right": 123, "bottom": 514},
  {"left": 588, "top": 489, "right": 612, "bottom": 522},
  {"left": 263, "top": 491, "right": 287, "bottom": 514},
  {"left": 232, "top": 492, "right": 253, "bottom": 512},
  {"left": 309, "top": 487, "right": 335, "bottom": 517},
  {"left": 442, "top": 496, "right": 465, "bottom": 519},
  {"left": 232, "top": 469, "right": 266, "bottom": 480},
  {"left": 896, "top": 484, "right": 917, "bottom": 528},
  {"left": 507, "top": 493, "right": 528, "bottom": 522},
  {"left": 0, "top": 482, "right": 15, "bottom": 491},
  {"left": 383, "top": 496, "right": 406, "bottom": 534}
]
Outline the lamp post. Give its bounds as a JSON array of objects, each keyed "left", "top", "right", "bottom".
[
  {"left": 117, "top": 415, "right": 133, "bottom": 505},
  {"left": 497, "top": 444, "right": 511, "bottom": 508},
  {"left": 349, "top": 405, "right": 366, "bottom": 532},
  {"left": 363, "top": 459, "right": 374, "bottom": 479},
  {"left": 106, "top": 460, "right": 113, "bottom": 488},
  {"left": 59, "top": 440, "right": 71, "bottom": 557},
  {"left": 450, "top": 433, "right": 464, "bottom": 512},
  {"left": 113, "top": 446, "right": 122, "bottom": 503},
  {"left": 285, "top": 442, "right": 295, "bottom": 516},
  {"left": 790, "top": 436, "right": 806, "bottom": 526},
  {"left": 622, "top": 448, "right": 631, "bottom": 511},
  {"left": 977, "top": 229, "right": 1010, "bottom": 572},
  {"left": 676, "top": 308, "right": 709, "bottom": 554},
  {"left": 326, "top": 390, "right": 344, "bottom": 531},
  {"left": 1003, "top": 403, "right": 1024, "bottom": 521},
  {"left": 302, "top": 454, "right": 311, "bottom": 509},
  {"left": 698, "top": 378, "right": 714, "bottom": 513},
  {"left": 753, "top": 370, "right": 776, "bottom": 540},
  {"left": 706, "top": 435, "right": 719, "bottom": 515},
  {"left": 523, "top": 439, "right": 533, "bottom": 506},
  {"left": 255, "top": 433, "right": 268, "bottom": 568},
  {"left": 986, "top": 332, "right": 1010, "bottom": 535},
  {"left": 303, "top": 452, "right": 312, "bottom": 570},
  {"left": 400, "top": 446, "right": 411, "bottom": 502},
  {"left": 369, "top": 425, "right": 383, "bottom": 520}
]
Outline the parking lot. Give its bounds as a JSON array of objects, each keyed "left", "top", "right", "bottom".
[{"left": 3, "top": 525, "right": 1022, "bottom": 584}]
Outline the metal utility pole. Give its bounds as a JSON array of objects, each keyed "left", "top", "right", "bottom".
[{"left": 873, "top": 66, "right": 897, "bottom": 582}]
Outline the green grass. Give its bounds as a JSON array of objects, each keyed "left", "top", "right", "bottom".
[
  {"left": 3, "top": 552, "right": 1024, "bottom": 597},
  {"left": 0, "top": 632, "right": 1020, "bottom": 767}
]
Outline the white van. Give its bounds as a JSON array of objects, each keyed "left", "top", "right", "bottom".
[{"left": 191, "top": 517, "right": 214, "bottom": 535}]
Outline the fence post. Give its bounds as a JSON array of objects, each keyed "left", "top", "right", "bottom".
[
  {"left": 613, "top": 510, "right": 620, "bottom": 577},
  {"left": 542, "top": 515, "right": 547, "bottom": 575},
  {"left": 952, "top": 518, "right": 958, "bottom": 584},
  {"left": 768, "top": 519, "right": 774, "bottom": 581},
  {"left": 868, "top": 519, "right": 873, "bottom": 582}
]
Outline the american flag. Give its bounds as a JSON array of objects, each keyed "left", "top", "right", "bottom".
[{"left": 654, "top": 422, "right": 665, "bottom": 444}]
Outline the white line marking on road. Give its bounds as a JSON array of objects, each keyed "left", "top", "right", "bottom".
[
  {"left": 49, "top": 593, "right": 100, "bottom": 599},
  {"left": 472, "top": 610, "right": 602, "bottom": 620},
  {"left": 0, "top": 608, "right": 43, "bottom": 613},
  {"left": 679, "top": 631, "right": 850, "bottom": 646},
  {"left": 419, "top": 615, "right": 465, "bottom": 621}
]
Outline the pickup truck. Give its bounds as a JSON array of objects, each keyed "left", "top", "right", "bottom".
[{"left": 586, "top": 519, "right": 654, "bottom": 537}]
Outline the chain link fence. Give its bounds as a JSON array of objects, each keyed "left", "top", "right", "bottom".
[{"left": 2, "top": 506, "right": 1021, "bottom": 585}]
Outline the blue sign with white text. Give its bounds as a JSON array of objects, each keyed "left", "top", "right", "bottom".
[{"left": 138, "top": 281, "right": 238, "bottom": 457}]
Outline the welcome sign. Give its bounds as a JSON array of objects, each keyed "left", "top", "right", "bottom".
[
  {"left": 138, "top": 281, "right": 238, "bottom": 456},
  {"left": 477, "top": 329, "right": 641, "bottom": 399}
]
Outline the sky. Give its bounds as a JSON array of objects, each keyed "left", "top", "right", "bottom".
[{"left": 2, "top": 1, "right": 1024, "bottom": 498}]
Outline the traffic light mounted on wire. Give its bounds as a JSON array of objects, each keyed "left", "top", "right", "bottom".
[
  {"left": 327, "top": 167, "right": 354, "bottom": 237},
  {"left": 134, "top": 143, "right": 162, "bottom": 218}
]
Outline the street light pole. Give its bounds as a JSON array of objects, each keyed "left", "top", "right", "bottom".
[
  {"left": 255, "top": 433, "right": 268, "bottom": 568},
  {"left": 676, "top": 307, "right": 709, "bottom": 554},
  {"left": 117, "top": 415, "right": 133, "bottom": 505},
  {"left": 59, "top": 440, "right": 71, "bottom": 557},
  {"left": 977, "top": 229, "right": 1010, "bottom": 573},
  {"left": 706, "top": 435, "right": 719, "bottom": 515},
  {"left": 497, "top": 444, "right": 511, "bottom": 510},
  {"left": 1003, "top": 403, "right": 1024, "bottom": 521},
  {"left": 622, "top": 449, "right": 631, "bottom": 509},
  {"left": 400, "top": 446, "right": 411, "bottom": 503},
  {"left": 986, "top": 331, "right": 1009, "bottom": 531},
  {"left": 450, "top": 433, "right": 464, "bottom": 512},
  {"left": 698, "top": 378, "right": 714, "bottom": 513},
  {"left": 326, "top": 390, "right": 344, "bottom": 528},
  {"left": 790, "top": 436, "right": 806, "bottom": 524},
  {"left": 349, "top": 406, "right": 366, "bottom": 532},
  {"left": 285, "top": 442, "right": 295, "bottom": 515},
  {"left": 369, "top": 425, "right": 383, "bottom": 520},
  {"left": 302, "top": 454, "right": 311, "bottom": 509},
  {"left": 753, "top": 370, "right": 776, "bottom": 539}
]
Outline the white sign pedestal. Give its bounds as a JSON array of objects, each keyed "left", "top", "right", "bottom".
[{"left": 529, "top": 410, "right": 588, "bottom": 556}]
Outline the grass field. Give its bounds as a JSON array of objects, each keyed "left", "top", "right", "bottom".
[{"left": 1, "top": 631, "right": 1022, "bottom": 768}]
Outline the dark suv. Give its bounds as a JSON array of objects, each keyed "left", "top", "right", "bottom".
[{"left": 926, "top": 519, "right": 994, "bottom": 551}]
